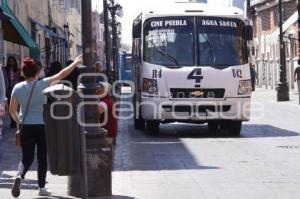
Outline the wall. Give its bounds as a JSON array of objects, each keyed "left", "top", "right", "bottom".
[
  {"left": 250, "top": 0, "right": 298, "bottom": 90},
  {"left": 67, "top": 8, "right": 82, "bottom": 60}
]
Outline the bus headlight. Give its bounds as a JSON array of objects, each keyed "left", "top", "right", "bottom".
[
  {"left": 143, "top": 78, "right": 158, "bottom": 93},
  {"left": 238, "top": 80, "right": 251, "bottom": 95}
]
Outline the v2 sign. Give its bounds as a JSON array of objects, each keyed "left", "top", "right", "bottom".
[{"left": 232, "top": 69, "right": 243, "bottom": 78}]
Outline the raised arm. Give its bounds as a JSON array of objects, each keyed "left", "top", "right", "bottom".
[{"left": 46, "top": 55, "right": 83, "bottom": 85}]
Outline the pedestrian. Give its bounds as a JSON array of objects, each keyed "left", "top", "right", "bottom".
[
  {"left": 96, "top": 82, "right": 117, "bottom": 145},
  {"left": 5, "top": 56, "right": 22, "bottom": 128},
  {"left": 9, "top": 55, "right": 83, "bottom": 197},
  {"left": 46, "top": 61, "right": 62, "bottom": 77},
  {"left": 34, "top": 59, "right": 45, "bottom": 79},
  {"left": 0, "top": 65, "right": 6, "bottom": 137},
  {"left": 250, "top": 64, "right": 257, "bottom": 91},
  {"left": 294, "top": 66, "right": 300, "bottom": 104},
  {"left": 63, "top": 60, "right": 80, "bottom": 89},
  {"left": 94, "top": 61, "right": 106, "bottom": 83}
]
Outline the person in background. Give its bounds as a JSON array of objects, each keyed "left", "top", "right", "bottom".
[
  {"left": 294, "top": 66, "right": 300, "bottom": 104},
  {"left": 63, "top": 60, "right": 80, "bottom": 89},
  {"left": 96, "top": 82, "right": 117, "bottom": 145},
  {"left": 10, "top": 55, "right": 82, "bottom": 197},
  {"left": 250, "top": 64, "right": 257, "bottom": 91},
  {"left": 94, "top": 61, "right": 106, "bottom": 83},
  {"left": 34, "top": 60, "right": 45, "bottom": 79},
  {"left": 0, "top": 65, "right": 6, "bottom": 137},
  {"left": 46, "top": 61, "right": 62, "bottom": 77},
  {"left": 5, "top": 56, "right": 22, "bottom": 128},
  {"left": 95, "top": 61, "right": 102, "bottom": 73}
]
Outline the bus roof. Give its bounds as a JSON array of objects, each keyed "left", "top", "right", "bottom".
[{"left": 142, "top": 2, "right": 244, "bottom": 20}]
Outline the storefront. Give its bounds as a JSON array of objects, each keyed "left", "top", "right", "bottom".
[{"left": 0, "top": 0, "right": 39, "bottom": 61}]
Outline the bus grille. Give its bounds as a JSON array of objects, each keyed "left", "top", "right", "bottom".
[
  {"left": 170, "top": 88, "right": 225, "bottom": 98},
  {"left": 162, "top": 105, "right": 231, "bottom": 112}
]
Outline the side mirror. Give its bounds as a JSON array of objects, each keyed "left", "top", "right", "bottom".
[
  {"left": 132, "top": 38, "right": 141, "bottom": 65},
  {"left": 246, "top": 25, "right": 253, "bottom": 41}
]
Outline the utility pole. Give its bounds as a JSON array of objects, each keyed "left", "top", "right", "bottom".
[
  {"left": 81, "top": 0, "right": 111, "bottom": 196},
  {"left": 107, "top": 0, "right": 122, "bottom": 82},
  {"left": 103, "top": 0, "right": 111, "bottom": 78},
  {"left": 111, "top": 1, "right": 117, "bottom": 78},
  {"left": 81, "top": 0, "right": 93, "bottom": 68},
  {"left": 298, "top": 0, "right": 300, "bottom": 67},
  {"left": 68, "top": 0, "right": 112, "bottom": 198},
  {"left": 277, "top": 0, "right": 290, "bottom": 101}
]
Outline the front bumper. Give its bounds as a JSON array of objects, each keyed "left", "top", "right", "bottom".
[{"left": 140, "top": 96, "right": 251, "bottom": 121}]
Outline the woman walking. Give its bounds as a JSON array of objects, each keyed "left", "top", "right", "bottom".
[
  {"left": 9, "top": 55, "right": 82, "bottom": 197},
  {"left": 5, "top": 56, "right": 22, "bottom": 128}
]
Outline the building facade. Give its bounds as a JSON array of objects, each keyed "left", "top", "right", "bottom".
[
  {"left": 3, "top": 0, "right": 82, "bottom": 70},
  {"left": 92, "top": 11, "right": 105, "bottom": 67},
  {"left": 66, "top": 8, "right": 82, "bottom": 60},
  {"left": 249, "top": 0, "right": 298, "bottom": 90},
  {"left": 203, "top": 0, "right": 245, "bottom": 9}
]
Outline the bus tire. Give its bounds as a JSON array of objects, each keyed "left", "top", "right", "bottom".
[
  {"left": 133, "top": 96, "right": 145, "bottom": 130},
  {"left": 145, "top": 121, "right": 160, "bottom": 136},
  {"left": 207, "top": 120, "right": 219, "bottom": 134},
  {"left": 228, "top": 121, "right": 242, "bottom": 136},
  {"left": 134, "top": 116, "right": 145, "bottom": 130}
]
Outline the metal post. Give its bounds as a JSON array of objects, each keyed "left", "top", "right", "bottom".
[
  {"left": 246, "top": 0, "right": 250, "bottom": 16},
  {"left": 298, "top": 0, "right": 300, "bottom": 67},
  {"left": 103, "top": 0, "right": 111, "bottom": 80},
  {"left": 68, "top": 0, "right": 112, "bottom": 198},
  {"left": 107, "top": 0, "right": 122, "bottom": 82},
  {"left": 297, "top": 0, "right": 300, "bottom": 104},
  {"left": 82, "top": 0, "right": 93, "bottom": 68},
  {"left": 277, "top": 0, "right": 290, "bottom": 101},
  {"left": 111, "top": 3, "right": 117, "bottom": 78},
  {"left": 81, "top": 0, "right": 112, "bottom": 196}
]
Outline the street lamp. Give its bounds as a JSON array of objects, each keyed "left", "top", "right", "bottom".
[
  {"left": 103, "top": 0, "right": 111, "bottom": 78},
  {"left": 298, "top": 0, "right": 300, "bottom": 68},
  {"left": 107, "top": 0, "right": 122, "bottom": 82},
  {"left": 277, "top": 0, "right": 290, "bottom": 101},
  {"left": 67, "top": 0, "right": 112, "bottom": 198},
  {"left": 63, "top": 23, "right": 70, "bottom": 62}
]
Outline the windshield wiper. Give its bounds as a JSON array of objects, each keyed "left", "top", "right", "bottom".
[
  {"left": 149, "top": 40, "right": 181, "bottom": 68},
  {"left": 202, "top": 34, "right": 216, "bottom": 66}
]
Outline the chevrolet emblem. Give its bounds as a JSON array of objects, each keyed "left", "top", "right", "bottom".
[{"left": 190, "top": 90, "right": 204, "bottom": 97}]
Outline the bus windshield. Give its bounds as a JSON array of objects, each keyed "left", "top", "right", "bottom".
[
  {"left": 197, "top": 17, "right": 248, "bottom": 66},
  {"left": 143, "top": 17, "right": 194, "bottom": 67},
  {"left": 143, "top": 16, "right": 247, "bottom": 67}
]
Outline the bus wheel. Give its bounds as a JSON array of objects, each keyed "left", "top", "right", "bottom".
[
  {"left": 133, "top": 97, "right": 145, "bottom": 130},
  {"left": 134, "top": 116, "right": 145, "bottom": 130},
  {"left": 207, "top": 120, "right": 219, "bottom": 134},
  {"left": 145, "top": 121, "right": 160, "bottom": 136},
  {"left": 227, "top": 121, "right": 242, "bottom": 136}
]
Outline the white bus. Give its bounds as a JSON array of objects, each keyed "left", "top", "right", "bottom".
[{"left": 131, "top": 2, "right": 253, "bottom": 136}]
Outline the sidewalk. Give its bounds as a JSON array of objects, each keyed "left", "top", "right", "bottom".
[
  {"left": 252, "top": 87, "right": 299, "bottom": 105},
  {"left": 0, "top": 116, "right": 76, "bottom": 199}
]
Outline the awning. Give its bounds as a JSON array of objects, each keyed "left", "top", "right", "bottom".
[
  {"left": 0, "top": 6, "right": 11, "bottom": 20},
  {"left": 1, "top": 0, "right": 40, "bottom": 58},
  {"left": 31, "top": 19, "right": 60, "bottom": 38}
]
